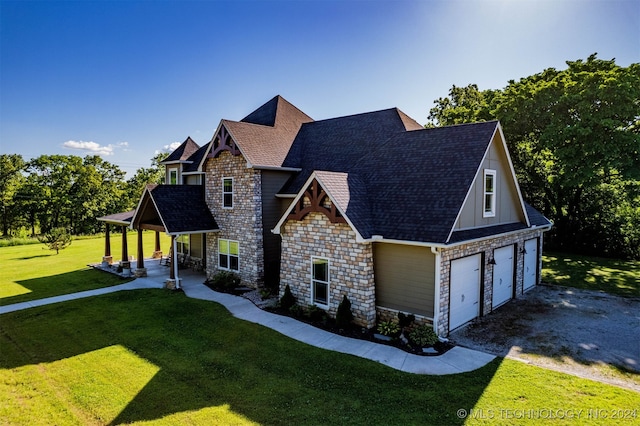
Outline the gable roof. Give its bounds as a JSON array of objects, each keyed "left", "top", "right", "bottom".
[
  {"left": 131, "top": 185, "right": 218, "bottom": 235},
  {"left": 182, "top": 144, "right": 209, "bottom": 173},
  {"left": 162, "top": 137, "right": 200, "bottom": 163},
  {"left": 210, "top": 95, "right": 314, "bottom": 169}
]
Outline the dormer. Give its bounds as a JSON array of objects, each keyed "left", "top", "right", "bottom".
[{"left": 160, "top": 137, "right": 204, "bottom": 185}]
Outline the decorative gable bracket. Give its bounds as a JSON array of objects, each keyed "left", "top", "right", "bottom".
[
  {"left": 287, "top": 179, "right": 346, "bottom": 224},
  {"left": 210, "top": 125, "right": 242, "bottom": 158}
]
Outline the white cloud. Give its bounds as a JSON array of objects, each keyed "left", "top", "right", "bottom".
[
  {"left": 63, "top": 140, "right": 114, "bottom": 156},
  {"left": 62, "top": 140, "right": 130, "bottom": 156},
  {"left": 155, "top": 141, "right": 181, "bottom": 155}
]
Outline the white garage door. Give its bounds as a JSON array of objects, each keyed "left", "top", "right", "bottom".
[
  {"left": 523, "top": 238, "right": 538, "bottom": 290},
  {"left": 492, "top": 245, "right": 514, "bottom": 308},
  {"left": 450, "top": 254, "right": 481, "bottom": 331}
]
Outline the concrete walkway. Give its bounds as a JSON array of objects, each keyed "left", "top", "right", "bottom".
[{"left": 1, "top": 259, "right": 495, "bottom": 375}]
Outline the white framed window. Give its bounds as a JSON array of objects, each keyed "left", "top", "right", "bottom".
[
  {"left": 311, "top": 256, "right": 329, "bottom": 307},
  {"left": 169, "top": 169, "right": 178, "bottom": 185},
  {"left": 483, "top": 169, "right": 496, "bottom": 217},
  {"left": 219, "top": 239, "right": 239, "bottom": 271},
  {"left": 176, "top": 234, "right": 190, "bottom": 255},
  {"left": 222, "top": 177, "right": 233, "bottom": 208}
]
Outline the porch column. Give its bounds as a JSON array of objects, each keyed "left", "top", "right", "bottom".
[
  {"left": 165, "top": 235, "right": 181, "bottom": 290},
  {"left": 152, "top": 231, "right": 163, "bottom": 259},
  {"left": 120, "top": 226, "right": 131, "bottom": 273},
  {"left": 135, "top": 229, "right": 147, "bottom": 277},
  {"left": 102, "top": 223, "right": 113, "bottom": 266}
]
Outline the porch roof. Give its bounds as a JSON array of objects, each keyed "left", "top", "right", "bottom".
[{"left": 97, "top": 210, "right": 135, "bottom": 226}]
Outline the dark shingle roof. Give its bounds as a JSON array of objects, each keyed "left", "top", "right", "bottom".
[
  {"left": 525, "top": 202, "right": 552, "bottom": 227},
  {"left": 281, "top": 108, "right": 423, "bottom": 194},
  {"left": 358, "top": 121, "right": 500, "bottom": 243},
  {"left": 183, "top": 144, "right": 209, "bottom": 173},
  {"left": 148, "top": 185, "right": 218, "bottom": 234},
  {"left": 163, "top": 137, "right": 200, "bottom": 163}
]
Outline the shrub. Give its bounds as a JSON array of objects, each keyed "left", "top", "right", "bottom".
[
  {"left": 408, "top": 325, "right": 439, "bottom": 347},
  {"left": 280, "top": 285, "right": 296, "bottom": 310},
  {"left": 397, "top": 312, "right": 415, "bottom": 329},
  {"left": 377, "top": 320, "right": 400, "bottom": 337},
  {"left": 289, "top": 304, "right": 304, "bottom": 318},
  {"left": 336, "top": 295, "right": 354, "bottom": 328},
  {"left": 211, "top": 271, "right": 241, "bottom": 291},
  {"left": 37, "top": 228, "right": 72, "bottom": 254},
  {"left": 306, "top": 305, "right": 327, "bottom": 322}
]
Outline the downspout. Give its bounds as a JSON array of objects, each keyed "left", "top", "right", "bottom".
[{"left": 431, "top": 246, "right": 441, "bottom": 336}]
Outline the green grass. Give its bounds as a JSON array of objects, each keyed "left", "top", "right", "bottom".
[
  {"left": 0, "top": 232, "right": 171, "bottom": 306},
  {"left": 542, "top": 252, "right": 640, "bottom": 298},
  {"left": 1, "top": 290, "right": 638, "bottom": 426}
]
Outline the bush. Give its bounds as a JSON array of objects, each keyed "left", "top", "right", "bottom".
[
  {"left": 408, "top": 325, "right": 439, "bottom": 347},
  {"left": 397, "top": 312, "right": 415, "bottom": 329},
  {"left": 210, "top": 271, "right": 241, "bottom": 290},
  {"left": 336, "top": 295, "right": 354, "bottom": 328},
  {"left": 306, "top": 305, "right": 327, "bottom": 322},
  {"left": 377, "top": 320, "right": 400, "bottom": 337},
  {"left": 280, "top": 285, "right": 296, "bottom": 311}
]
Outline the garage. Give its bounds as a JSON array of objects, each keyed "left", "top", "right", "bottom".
[
  {"left": 491, "top": 245, "right": 515, "bottom": 308},
  {"left": 449, "top": 254, "right": 482, "bottom": 331},
  {"left": 523, "top": 238, "right": 538, "bottom": 291}
]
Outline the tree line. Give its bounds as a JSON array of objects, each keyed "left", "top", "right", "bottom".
[
  {"left": 1, "top": 54, "right": 638, "bottom": 259},
  {"left": 427, "top": 54, "right": 639, "bottom": 259},
  {"left": 0, "top": 153, "right": 167, "bottom": 237}
]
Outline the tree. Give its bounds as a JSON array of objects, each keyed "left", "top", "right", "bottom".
[
  {"left": 38, "top": 227, "right": 72, "bottom": 254},
  {"left": 0, "top": 154, "right": 27, "bottom": 236},
  {"left": 428, "top": 54, "right": 640, "bottom": 259}
]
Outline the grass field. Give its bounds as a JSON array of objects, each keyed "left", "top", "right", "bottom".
[
  {"left": 0, "top": 232, "right": 171, "bottom": 306},
  {"left": 1, "top": 290, "right": 639, "bottom": 425},
  {"left": 542, "top": 252, "right": 640, "bottom": 298}
]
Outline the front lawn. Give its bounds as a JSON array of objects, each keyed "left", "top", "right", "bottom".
[
  {"left": 542, "top": 252, "right": 640, "bottom": 298},
  {"left": 0, "top": 232, "right": 171, "bottom": 306},
  {"left": 1, "top": 290, "right": 638, "bottom": 425}
]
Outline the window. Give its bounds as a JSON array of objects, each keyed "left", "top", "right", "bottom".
[
  {"left": 219, "top": 239, "right": 239, "bottom": 271},
  {"left": 176, "top": 234, "right": 190, "bottom": 255},
  {"left": 222, "top": 177, "right": 233, "bottom": 208},
  {"left": 311, "top": 257, "right": 329, "bottom": 306},
  {"left": 483, "top": 169, "right": 496, "bottom": 217},
  {"left": 169, "top": 170, "right": 178, "bottom": 185}
]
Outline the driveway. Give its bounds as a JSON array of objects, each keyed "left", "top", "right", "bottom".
[{"left": 449, "top": 284, "right": 640, "bottom": 391}]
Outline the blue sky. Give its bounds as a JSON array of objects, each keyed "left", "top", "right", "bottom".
[{"left": 1, "top": 0, "right": 638, "bottom": 176}]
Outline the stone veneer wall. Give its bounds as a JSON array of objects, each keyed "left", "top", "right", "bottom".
[
  {"left": 280, "top": 212, "right": 376, "bottom": 328},
  {"left": 204, "top": 151, "right": 264, "bottom": 287},
  {"left": 437, "top": 229, "right": 545, "bottom": 336}
]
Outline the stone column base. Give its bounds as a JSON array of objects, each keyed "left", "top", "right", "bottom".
[
  {"left": 102, "top": 255, "right": 113, "bottom": 266},
  {"left": 120, "top": 261, "right": 131, "bottom": 269},
  {"left": 134, "top": 268, "right": 147, "bottom": 277},
  {"left": 165, "top": 278, "right": 181, "bottom": 290},
  {"left": 152, "top": 250, "right": 163, "bottom": 259}
]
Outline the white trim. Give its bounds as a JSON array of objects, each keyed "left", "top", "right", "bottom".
[
  {"left": 222, "top": 177, "right": 234, "bottom": 209},
  {"left": 311, "top": 256, "right": 330, "bottom": 308},
  {"left": 483, "top": 169, "right": 497, "bottom": 218},
  {"left": 254, "top": 165, "right": 302, "bottom": 172},
  {"left": 431, "top": 246, "right": 441, "bottom": 336},
  {"left": 218, "top": 238, "right": 240, "bottom": 272},
  {"left": 166, "top": 229, "right": 218, "bottom": 236}
]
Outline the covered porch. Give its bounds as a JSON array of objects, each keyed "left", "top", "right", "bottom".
[{"left": 98, "top": 184, "right": 218, "bottom": 289}]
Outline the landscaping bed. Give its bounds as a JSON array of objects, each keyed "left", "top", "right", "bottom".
[{"left": 205, "top": 275, "right": 453, "bottom": 357}]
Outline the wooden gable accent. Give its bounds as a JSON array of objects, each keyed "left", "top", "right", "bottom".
[
  {"left": 210, "top": 125, "right": 241, "bottom": 158},
  {"left": 287, "top": 179, "right": 346, "bottom": 224}
]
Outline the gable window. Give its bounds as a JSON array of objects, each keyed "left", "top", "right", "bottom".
[
  {"left": 311, "top": 257, "right": 329, "bottom": 307},
  {"left": 169, "top": 170, "right": 178, "bottom": 185},
  {"left": 219, "top": 239, "right": 239, "bottom": 271},
  {"left": 222, "top": 177, "right": 233, "bottom": 208},
  {"left": 483, "top": 169, "right": 496, "bottom": 217}
]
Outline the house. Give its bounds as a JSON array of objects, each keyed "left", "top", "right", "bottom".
[{"left": 98, "top": 95, "right": 551, "bottom": 336}]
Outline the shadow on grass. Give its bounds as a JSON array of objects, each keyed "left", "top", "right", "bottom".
[
  {"left": 14, "top": 253, "right": 55, "bottom": 260},
  {"left": 0, "top": 290, "right": 501, "bottom": 425},
  {"left": 1, "top": 269, "right": 128, "bottom": 306}
]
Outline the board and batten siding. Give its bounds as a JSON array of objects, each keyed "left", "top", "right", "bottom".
[
  {"left": 261, "top": 170, "right": 294, "bottom": 288},
  {"left": 373, "top": 243, "right": 436, "bottom": 317},
  {"left": 455, "top": 133, "right": 525, "bottom": 229}
]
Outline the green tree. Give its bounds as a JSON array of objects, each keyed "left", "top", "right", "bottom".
[
  {"left": 428, "top": 54, "right": 640, "bottom": 258},
  {"left": 38, "top": 227, "right": 73, "bottom": 254},
  {"left": 126, "top": 152, "right": 168, "bottom": 209},
  {"left": 0, "top": 154, "right": 27, "bottom": 236}
]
